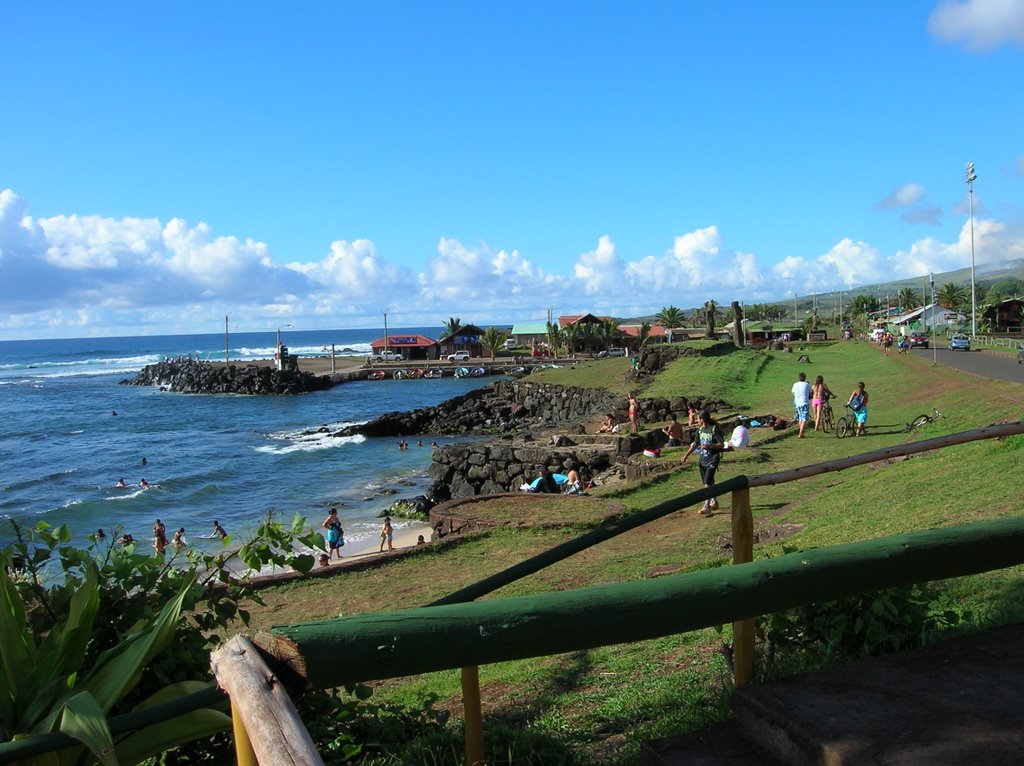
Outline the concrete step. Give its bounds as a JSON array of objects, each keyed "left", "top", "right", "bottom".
[{"left": 643, "top": 624, "right": 1024, "bottom": 765}]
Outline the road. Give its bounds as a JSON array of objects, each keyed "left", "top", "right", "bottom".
[{"left": 909, "top": 344, "right": 1024, "bottom": 384}]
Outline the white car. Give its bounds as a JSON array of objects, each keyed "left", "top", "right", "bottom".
[
  {"left": 447, "top": 351, "right": 471, "bottom": 362},
  {"left": 370, "top": 350, "right": 404, "bottom": 362}
]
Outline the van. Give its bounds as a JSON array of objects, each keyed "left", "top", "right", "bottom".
[{"left": 505, "top": 338, "right": 517, "bottom": 351}]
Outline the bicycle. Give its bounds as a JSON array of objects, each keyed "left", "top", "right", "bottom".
[
  {"left": 835, "top": 403, "right": 859, "bottom": 438},
  {"left": 905, "top": 408, "right": 944, "bottom": 433},
  {"left": 819, "top": 396, "right": 835, "bottom": 433}
]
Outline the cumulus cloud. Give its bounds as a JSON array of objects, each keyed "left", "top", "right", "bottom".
[
  {"left": 928, "top": 0, "right": 1024, "bottom": 51},
  {"left": 877, "top": 183, "right": 926, "bottom": 209},
  {"left": 573, "top": 235, "right": 622, "bottom": 295}
]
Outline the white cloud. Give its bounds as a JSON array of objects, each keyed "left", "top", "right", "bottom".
[
  {"left": 290, "top": 239, "right": 413, "bottom": 299},
  {"left": 877, "top": 183, "right": 926, "bottom": 209},
  {"left": 573, "top": 235, "right": 622, "bottom": 294},
  {"left": 928, "top": 0, "right": 1024, "bottom": 51}
]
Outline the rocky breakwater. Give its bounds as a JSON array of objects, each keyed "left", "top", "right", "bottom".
[
  {"left": 428, "top": 436, "right": 615, "bottom": 499},
  {"left": 331, "top": 380, "right": 619, "bottom": 438},
  {"left": 121, "top": 359, "right": 334, "bottom": 395}
]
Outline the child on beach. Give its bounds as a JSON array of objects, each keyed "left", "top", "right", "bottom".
[{"left": 379, "top": 516, "right": 394, "bottom": 553}]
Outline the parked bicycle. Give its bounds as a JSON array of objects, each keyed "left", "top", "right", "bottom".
[{"left": 905, "top": 408, "right": 944, "bottom": 433}]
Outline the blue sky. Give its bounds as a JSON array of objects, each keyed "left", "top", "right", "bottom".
[{"left": 1, "top": 1, "right": 1022, "bottom": 339}]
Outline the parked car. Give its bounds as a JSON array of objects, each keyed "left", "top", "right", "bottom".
[
  {"left": 598, "top": 348, "right": 627, "bottom": 358},
  {"left": 948, "top": 334, "right": 971, "bottom": 351},
  {"left": 446, "top": 351, "right": 471, "bottom": 362},
  {"left": 908, "top": 331, "right": 929, "bottom": 349},
  {"left": 370, "top": 350, "right": 404, "bottom": 362}
]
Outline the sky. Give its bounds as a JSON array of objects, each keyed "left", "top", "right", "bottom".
[{"left": 1, "top": 1, "right": 1023, "bottom": 340}]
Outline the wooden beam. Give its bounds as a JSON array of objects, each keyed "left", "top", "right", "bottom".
[
  {"left": 730, "top": 487, "right": 754, "bottom": 686},
  {"left": 261, "top": 517, "right": 1024, "bottom": 689},
  {"left": 461, "top": 666, "right": 485, "bottom": 765},
  {"left": 211, "top": 635, "right": 324, "bottom": 766}
]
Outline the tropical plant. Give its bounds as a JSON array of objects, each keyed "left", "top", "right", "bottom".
[
  {"left": 545, "top": 321, "right": 562, "bottom": 356},
  {"left": 847, "top": 295, "right": 881, "bottom": 320},
  {"left": 638, "top": 321, "right": 653, "bottom": 348},
  {"left": 480, "top": 327, "right": 507, "bottom": 361},
  {"left": 441, "top": 317, "right": 462, "bottom": 338},
  {"left": 936, "top": 283, "right": 968, "bottom": 310},
  {"left": 655, "top": 306, "right": 685, "bottom": 342},
  {"left": 982, "top": 285, "right": 1005, "bottom": 308},
  {"left": 896, "top": 287, "right": 921, "bottom": 312},
  {"left": 1, "top": 515, "right": 324, "bottom": 765},
  {"left": 598, "top": 319, "right": 619, "bottom": 350}
]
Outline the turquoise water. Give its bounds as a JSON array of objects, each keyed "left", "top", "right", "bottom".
[{"left": 0, "top": 328, "right": 487, "bottom": 549}]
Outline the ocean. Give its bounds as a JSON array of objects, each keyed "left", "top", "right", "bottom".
[{"left": 0, "top": 327, "right": 490, "bottom": 551}]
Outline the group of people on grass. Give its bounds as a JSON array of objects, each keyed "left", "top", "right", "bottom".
[{"left": 791, "top": 372, "right": 868, "bottom": 438}]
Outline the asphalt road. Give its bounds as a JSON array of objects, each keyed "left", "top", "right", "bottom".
[{"left": 908, "top": 344, "right": 1024, "bottom": 384}]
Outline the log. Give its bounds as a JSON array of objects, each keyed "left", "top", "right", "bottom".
[
  {"left": 211, "top": 635, "right": 324, "bottom": 766},
  {"left": 260, "top": 517, "right": 1024, "bottom": 690}
]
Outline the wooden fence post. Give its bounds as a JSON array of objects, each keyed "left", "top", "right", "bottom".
[
  {"left": 230, "top": 700, "right": 259, "bottom": 766},
  {"left": 731, "top": 487, "right": 755, "bottom": 686},
  {"left": 462, "top": 666, "right": 486, "bottom": 765},
  {"left": 211, "top": 635, "right": 324, "bottom": 766}
]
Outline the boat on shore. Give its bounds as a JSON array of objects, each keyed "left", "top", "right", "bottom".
[
  {"left": 454, "top": 367, "right": 470, "bottom": 378},
  {"left": 368, "top": 370, "right": 387, "bottom": 380},
  {"left": 424, "top": 368, "right": 443, "bottom": 379},
  {"left": 470, "top": 367, "right": 486, "bottom": 377}
]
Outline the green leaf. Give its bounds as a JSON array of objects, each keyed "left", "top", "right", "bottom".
[
  {"left": 0, "top": 566, "right": 37, "bottom": 732},
  {"left": 78, "top": 576, "right": 194, "bottom": 715},
  {"left": 36, "top": 564, "right": 100, "bottom": 691},
  {"left": 59, "top": 691, "right": 118, "bottom": 766},
  {"left": 114, "top": 708, "right": 231, "bottom": 765}
]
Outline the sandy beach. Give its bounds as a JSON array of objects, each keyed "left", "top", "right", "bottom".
[{"left": 323, "top": 519, "right": 432, "bottom": 563}]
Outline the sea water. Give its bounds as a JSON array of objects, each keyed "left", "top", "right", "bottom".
[{"left": 0, "top": 328, "right": 487, "bottom": 550}]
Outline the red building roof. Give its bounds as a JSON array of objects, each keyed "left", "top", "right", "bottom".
[{"left": 370, "top": 334, "right": 438, "bottom": 350}]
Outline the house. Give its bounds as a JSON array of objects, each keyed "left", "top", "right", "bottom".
[
  {"left": 980, "top": 297, "right": 1024, "bottom": 332},
  {"left": 437, "top": 324, "right": 487, "bottom": 358},
  {"left": 889, "top": 304, "right": 967, "bottom": 332},
  {"left": 509, "top": 321, "right": 549, "bottom": 349},
  {"left": 370, "top": 334, "right": 439, "bottom": 361}
]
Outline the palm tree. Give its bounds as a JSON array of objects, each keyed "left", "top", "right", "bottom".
[
  {"left": 897, "top": 288, "right": 921, "bottom": 312},
  {"left": 936, "top": 283, "right": 968, "bottom": 311},
  {"left": 655, "top": 306, "right": 685, "bottom": 343},
  {"left": 546, "top": 321, "right": 562, "bottom": 356},
  {"left": 599, "top": 319, "right": 619, "bottom": 350},
  {"left": 638, "top": 321, "right": 652, "bottom": 348},
  {"left": 442, "top": 317, "right": 462, "bottom": 338},
  {"left": 575, "top": 321, "right": 598, "bottom": 354},
  {"left": 480, "top": 326, "right": 507, "bottom": 361}
]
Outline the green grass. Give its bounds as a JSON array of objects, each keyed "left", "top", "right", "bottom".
[{"left": 242, "top": 339, "right": 1024, "bottom": 764}]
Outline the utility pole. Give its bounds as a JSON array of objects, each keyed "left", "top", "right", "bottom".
[
  {"left": 224, "top": 315, "right": 229, "bottom": 363},
  {"left": 965, "top": 162, "right": 978, "bottom": 337}
]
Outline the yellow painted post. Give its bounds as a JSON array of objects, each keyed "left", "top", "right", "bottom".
[
  {"left": 462, "top": 666, "right": 485, "bottom": 765},
  {"left": 731, "top": 487, "right": 755, "bottom": 686},
  {"left": 230, "top": 700, "right": 259, "bottom": 766}
]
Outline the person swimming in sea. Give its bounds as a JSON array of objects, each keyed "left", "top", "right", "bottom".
[
  {"left": 116, "top": 478, "right": 128, "bottom": 488},
  {"left": 212, "top": 520, "right": 227, "bottom": 539},
  {"left": 139, "top": 478, "right": 150, "bottom": 489}
]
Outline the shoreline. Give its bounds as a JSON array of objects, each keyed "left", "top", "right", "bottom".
[{"left": 327, "top": 520, "right": 430, "bottom": 562}]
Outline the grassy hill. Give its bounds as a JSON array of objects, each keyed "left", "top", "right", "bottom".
[{"left": 243, "top": 341, "right": 1024, "bottom": 764}]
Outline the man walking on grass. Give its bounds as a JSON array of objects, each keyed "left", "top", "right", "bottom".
[{"left": 791, "top": 371, "right": 812, "bottom": 438}]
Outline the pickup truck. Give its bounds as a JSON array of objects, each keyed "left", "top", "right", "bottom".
[
  {"left": 446, "top": 351, "right": 471, "bottom": 362},
  {"left": 369, "top": 350, "right": 404, "bottom": 362}
]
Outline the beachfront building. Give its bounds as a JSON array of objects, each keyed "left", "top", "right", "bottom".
[
  {"left": 888, "top": 304, "right": 967, "bottom": 333},
  {"left": 721, "top": 319, "right": 804, "bottom": 347},
  {"left": 369, "top": 334, "right": 440, "bottom": 361},
  {"left": 980, "top": 297, "right": 1024, "bottom": 333},
  {"left": 509, "top": 321, "right": 549, "bottom": 349},
  {"left": 437, "top": 324, "right": 486, "bottom": 358},
  {"left": 618, "top": 324, "right": 668, "bottom": 347}
]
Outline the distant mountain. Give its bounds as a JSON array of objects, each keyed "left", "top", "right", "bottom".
[{"left": 625, "top": 259, "right": 1024, "bottom": 323}]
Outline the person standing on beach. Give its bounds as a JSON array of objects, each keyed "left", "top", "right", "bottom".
[
  {"left": 321, "top": 508, "right": 345, "bottom": 561},
  {"left": 152, "top": 519, "right": 167, "bottom": 555},
  {"left": 791, "top": 372, "right": 812, "bottom": 438},
  {"left": 379, "top": 516, "right": 394, "bottom": 553},
  {"left": 628, "top": 393, "right": 640, "bottom": 434},
  {"left": 680, "top": 410, "right": 733, "bottom": 515}
]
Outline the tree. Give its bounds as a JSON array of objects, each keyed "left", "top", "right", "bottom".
[
  {"left": 897, "top": 287, "right": 921, "bottom": 312},
  {"left": 936, "top": 283, "right": 968, "bottom": 310},
  {"left": 982, "top": 285, "right": 1005, "bottom": 308},
  {"left": 599, "top": 319, "right": 619, "bottom": 350},
  {"left": 638, "top": 322, "right": 652, "bottom": 348},
  {"left": 480, "top": 327, "right": 507, "bottom": 360},
  {"left": 848, "top": 295, "right": 881, "bottom": 321},
  {"left": 545, "top": 321, "right": 562, "bottom": 356},
  {"left": 655, "top": 306, "right": 685, "bottom": 342},
  {"left": 442, "top": 317, "right": 462, "bottom": 337}
]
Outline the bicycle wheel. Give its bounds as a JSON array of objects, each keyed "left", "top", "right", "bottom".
[
  {"left": 908, "top": 414, "right": 930, "bottom": 432},
  {"left": 822, "top": 405, "right": 835, "bottom": 432},
  {"left": 836, "top": 417, "right": 850, "bottom": 438}
]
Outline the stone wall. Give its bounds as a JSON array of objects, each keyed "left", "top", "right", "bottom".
[{"left": 121, "top": 360, "right": 333, "bottom": 395}]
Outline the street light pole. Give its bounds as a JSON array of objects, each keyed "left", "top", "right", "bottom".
[
  {"left": 384, "top": 311, "right": 389, "bottom": 358},
  {"left": 930, "top": 273, "right": 937, "bottom": 366},
  {"left": 965, "top": 162, "right": 977, "bottom": 337}
]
